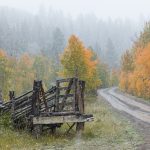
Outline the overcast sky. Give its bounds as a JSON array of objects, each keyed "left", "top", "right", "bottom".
[{"left": 0, "top": 0, "right": 150, "bottom": 20}]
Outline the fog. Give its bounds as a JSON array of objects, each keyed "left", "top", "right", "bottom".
[
  {"left": 1, "top": 0, "right": 150, "bottom": 20},
  {"left": 0, "top": 0, "right": 149, "bottom": 68}
]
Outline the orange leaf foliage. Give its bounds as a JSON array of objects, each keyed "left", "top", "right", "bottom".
[
  {"left": 60, "top": 35, "right": 101, "bottom": 91},
  {"left": 120, "top": 43, "right": 150, "bottom": 99}
]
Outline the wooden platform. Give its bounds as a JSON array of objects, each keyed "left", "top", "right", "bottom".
[
  {"left": 1, "top": 78, "right": 94, "bottom": 137},
  {"left": 33, "top": 114, "right": 94, "bottom": 124}
]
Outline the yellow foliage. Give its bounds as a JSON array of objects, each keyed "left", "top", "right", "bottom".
[
  {"left": 0, "top": 49, "right": 7, "bottom": 57},
  {"left": 60, "top": 35, "right": 101, "bottom": 92},
  {"left": 120, "top": 43, "right": 150, "bottom": 99},
  {"left": 119, "top": 72, "right": 128, "bottom": 91},
  {"left": 0, "top": 50, "right": 53, "bottom": 100}
]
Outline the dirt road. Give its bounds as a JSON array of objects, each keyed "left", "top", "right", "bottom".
[{"left": 98, "top": 87, "right": 150, "bottom": 149}]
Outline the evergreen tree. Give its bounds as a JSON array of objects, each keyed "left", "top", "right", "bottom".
[{"left": 105, "top": 38, "right": 118, "bottom": 69}]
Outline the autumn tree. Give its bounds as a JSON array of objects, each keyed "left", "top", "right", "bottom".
[
  {"left": 121, "top": 50, "right": 134, "bottom": 73},
  {"left": 120, "top": 22, "right": 150, "bottom": 99},
  {"left": 0, "top": 50, "right": 13, "bottom": 99},
  {"left": 33, "top": 55, "right": 53, "bottom": 88},
  {"left": 109, "top": 69, "right": 119, "bottom": 86},
  {"left": 135, "top": 22, "right": 150, "bottom": 49},
  {"left": 119, "top": 50, "right": 134, "bottom": 91},
  {"left": 133, "top": 44, "right": 150, "bottom": 98},
  {"left": 0, "top": 49, "right": 58, "bottom": 100},
  {"left": 97, "top": 63, "right": 110, "bottom": 88},
  {"left": 14, "top": 53, "right": 35, "bottom": 94},
  {"left": 60, "top": 35, "right": 101, "bottom": 92}
]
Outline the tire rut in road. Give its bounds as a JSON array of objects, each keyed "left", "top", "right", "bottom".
[
  {"left": 98, "top": 88, "right": 150, "bottom": 149},
  {"left": 99, "top": 88, "right": 150, "bottom": 124}
]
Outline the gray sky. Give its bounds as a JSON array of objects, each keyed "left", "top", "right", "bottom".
[{"left": 0, "top": 0, "right": 150, "bottom": 20}]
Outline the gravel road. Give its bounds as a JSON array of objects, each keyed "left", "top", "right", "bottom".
[{"left": 98, "top": 87, "right": 150, "bottom": 149}]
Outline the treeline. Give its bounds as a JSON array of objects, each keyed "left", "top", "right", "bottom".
[
  {"left": 0, "top": 7, "right": 143, "bottom": 68},
  {"left": 0, "top": 50, "right": 55, "bottom": 99},
  {"left": 0, "top": 34, "right": 118, "bottom": 100},
  {"left": 120, "top": 23, "right": 150, "bottom": 99}
]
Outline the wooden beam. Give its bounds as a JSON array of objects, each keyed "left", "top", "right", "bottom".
[
  {"left": 59, "top": 94, "right": 73, "bottom": 98},
  {"left": 14, "top": 90, "right": 33, "bottom": 101},
  {"left": 78, "top": 81, "right": 85, "bottom": 114},
  {"left": 66, "top": 123, "right": 75, "bottom": 133},
  {"left": 73, "top": 78, "right": 78, "bottom": 111},
  {"left": 55, "top": 81, "right": 60, "bottom": 111},
  {"left": 41, "top": 111, "right": 80, "bottom": 116},
  {"left": 57, "top": 78, "right": 74, "bottom": 83},
  {"left": 33, "top": 114, "right": 94, "bottom": 124}
]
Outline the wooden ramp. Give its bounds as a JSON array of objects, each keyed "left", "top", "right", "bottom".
[
  {"left": 33, "top": 114, "right": 93, "bottom": 124},
  {"left": 1, "top": 77, "right": 94, "bottom": 137}
]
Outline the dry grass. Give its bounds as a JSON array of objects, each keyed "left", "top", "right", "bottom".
[{"left": 0, "top": 95, "right": 142, "bottom": 150}]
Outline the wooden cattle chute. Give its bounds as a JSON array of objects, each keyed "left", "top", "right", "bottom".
[{"left": 0, "top": 77, "right": 93, "bottom": 137}]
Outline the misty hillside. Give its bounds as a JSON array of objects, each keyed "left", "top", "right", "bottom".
[{"left": 0, "top": 7, "right": 144, "bottom": 68}]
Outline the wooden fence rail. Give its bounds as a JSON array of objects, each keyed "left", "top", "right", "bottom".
[{"left": 0, "top": 77, "right": 94, "bottom": 137}]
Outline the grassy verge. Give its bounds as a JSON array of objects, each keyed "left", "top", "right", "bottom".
[
  {"left": 0, "top": 95, "right": 142, "bottom": 150},
  {"left": 117, "top": 88, "right": 150, "bottom": 104}
]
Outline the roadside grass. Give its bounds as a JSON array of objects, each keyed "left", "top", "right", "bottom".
[
  {"left": 79, "top": 96, "right": 142, "bottom": 149},
  {"left": 117, "top": 88, "right": 150, "bottom": 105},
  {"left": 0, "top": 95, "right": 142, "bottom": 150}
]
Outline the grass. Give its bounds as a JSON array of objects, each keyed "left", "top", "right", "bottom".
[{"left": 0, "top": 95, "right": 143, "bottom": 150}]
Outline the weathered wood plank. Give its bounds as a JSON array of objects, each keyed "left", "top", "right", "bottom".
[
  {"left": 15, "top": 96, "right": 31, "bottom": 106},
  {"left": 15, "top": 100, "right": 32, "bottom": 110},
  {"left": 33, "top": 114, "right": 94, "bottom": 124},
  {"left": 57, "top": 78, "right": 74, "bottom": 83},
  {"left": 58, "top": 87, "right": 68, "bottom": 91},
  {"left": 73, "top": 78, "right": 78, "bottom": 111},
  {"left": 41, "top": 111, "right": 80, "bottom": 116},
  {"left": 59, "top": 94, "right": 73, "bottom": 98},
  {"left": 14, "top": 90, "right": 33, "bottom": 101},
  {"left": 45, "top": 86, "right": 56, "bottom": 94},
  {"left": 55, "top": 81, "right": 60, "bottom": 111},
  {"left": 78, "top": 81, "right": 85, "bottom": 114},
  {"left": 14, "top": 105, "right": 32, "bottom": 115}
]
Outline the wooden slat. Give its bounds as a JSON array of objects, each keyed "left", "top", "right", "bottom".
[
  {"left": 78, "top": 81, "right": 85, "bottom": 114},
  {"left": 14, "top": 110, "right": 31, "bottom": 120},
  {"left": 15, "top": 96, "right": 31, "bottom": 107},
  {"left": 57, "top": 78, "right": 74, "bottom": 83},
  {"left": 45, "top": 86, "right": 56, "bottom": 95},
  {"left": 73, "top": 78, "right": 78, "bottom": 111},
  {"left": 55, "top": 81, "right": 60, "bottom": 111},
  {"left": 41, "top": 111, "right": 80, "bottom": 116},
  {"left": 14, "top": 90, "right": 33, "bottom": 101},
  {"left": 14, "top": 105, "right": 32, "bottom": 115},
  {"left": 15, "top": 99, "right": 32, "bottom": 110},
  {"left": 33, "top": 114, "right": 94, "bottom": 124},
  {"left": 58, "top": 87, "right": 68, "bottom": 91},
  {"left": 59, "top": 94, "right": 73, "bottom": 98}
]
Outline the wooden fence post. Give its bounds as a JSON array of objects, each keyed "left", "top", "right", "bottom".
[
  {"left": 0, "top": 90, "right": 3, "bottom": 105},
  {"left": 73, "top": 77, "right": 78, "bottom": 112},
  {"left": 9, "top": 91, "right": 15, "bottom": 127},
  {"left": 32, "top": 80, "right": 41, "bottom": 116},
  {"left": 32, "top": 81, "right": 43, "bottom": 138},
  {"left": 79, "top": 81, "right": 85, "bottom": 114},
  {"left": 76, "top": 80, "right": 85, "bottom": 132},
  {"left": 55, "top": 81, "right": 60, "bottom": 112}
]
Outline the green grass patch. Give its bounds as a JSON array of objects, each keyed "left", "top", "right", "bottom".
[{"left": 0, "top": 95, "right": 142, "bottom": 150}]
